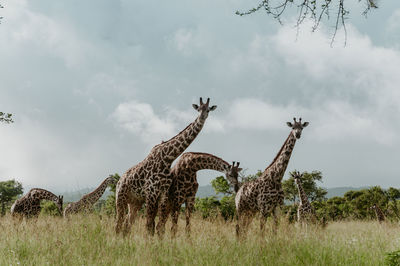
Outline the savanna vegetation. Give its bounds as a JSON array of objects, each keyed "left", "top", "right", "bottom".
[{"left": 3, "top": 170, "right": 400, "bottom": 265}]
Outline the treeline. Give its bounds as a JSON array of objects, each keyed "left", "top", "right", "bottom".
[{"left": 2, "top": 172, "right": 400, "bottom": 222}]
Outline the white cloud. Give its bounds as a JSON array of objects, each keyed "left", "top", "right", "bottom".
[
  {"left": 111, "top": 101, "right": 176, "bottom": 144},
  {"left": 1, "top": 0, "right": 94, "bottom": 68}
]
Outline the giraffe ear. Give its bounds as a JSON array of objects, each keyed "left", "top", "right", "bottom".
[
  {"left": 237, "top": 168, "right": 243, "bottom": 172},
  {"left": 286, "top": 122, "right": 293, "bottom": 128},
  {"left": 209, "top": 105, "right": 217, "bottom": 111},
  {"left": 192, "top": 104, "right": 199, "bottom": 111},
  {"left": 302, "top": 122, "right": 309, "bottom": 127}
]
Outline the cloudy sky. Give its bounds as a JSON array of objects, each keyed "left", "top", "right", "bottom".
[{"left": 0, "top": 0, "right": 399, "bottom": 192}]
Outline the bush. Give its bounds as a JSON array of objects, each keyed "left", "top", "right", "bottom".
[
  {"left": 195, "top": 197, "right": 220, "bottom": 219},
  {"left": 40, "top": 201, "right": 62, "bottom": 216},
  {"left": 219, "top": 196, "right": 236, "bottom": 221}
]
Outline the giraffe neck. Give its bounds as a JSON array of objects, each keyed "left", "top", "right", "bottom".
[
  {"left": 261, "top": 131, "right": 297, "bottom": 183},
  {"left": 375, "top": 207, "right": 385, "bottom": 220},
  {"left": 157, "top": 116, "right": 206, "bottom": 162},
  {"left": 79, "top": 178, "right": 113, "bottom": 205},
  {"left": 176, "top": 152, "right": 229, "bottom": 174},
  {"left": 34, "top": 189, "right": 59, "bottom": 204},
  {"left": 295, "top": 179, "right": 309, "bottom": 206}
]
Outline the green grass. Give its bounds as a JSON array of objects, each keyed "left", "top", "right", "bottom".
[{"left": 1, "top": 214, "right": 399, "bottom": 265}]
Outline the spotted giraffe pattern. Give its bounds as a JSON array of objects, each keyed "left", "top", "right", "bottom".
[
  {"left": 292, "top": 171, "right": 317, "bottom": 224},
  {"left": 235, "top": 118, "right": 309, "bottom": 237},
  {"left": 156, "top": 152, "right": 242, "bottom": 237},
  {"left": 63, "top": 175, "right": 117, "bottom": 217},
  {"left": 10, "top": 188, "right": 63, "bottom": 218},
  {"left": 370, "top": 204, "right": 386, "bottom": 222},
  {"left": 115, "top": 98, "right": 217, "bottom": 236}
]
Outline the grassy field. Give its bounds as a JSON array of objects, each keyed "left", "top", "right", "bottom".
[{"left": 1, "top": 214, "right": 400, "bottom": 266}]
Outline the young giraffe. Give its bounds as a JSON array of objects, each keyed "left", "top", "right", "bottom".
[
  {"left": 370, "top": 204, "right": 386, "bottom": 222},
  {"left": 235, "top": 117, "right": 309, "bottom": 237},
  {"left": 292, "top": 171, "right": 317, "bottom": 224},
  {"left": 156, "top": 152, "right": 242, "bottom": 237},
  {"left": 10, "top": 188, "right": 63, "bottom": 219},
  {"left": 115, "top": 98, "right": 217, "bottom": 236},
  {"left": 63, "top": 175, "right": 117, "bottom": 217}
]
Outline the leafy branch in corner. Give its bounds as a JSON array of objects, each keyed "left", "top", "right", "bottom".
[
  {"left": 0, "top": 112, "right": 13, "bottom": 123},
  {"left": 236, "top": 0, "right": 378, "bottom": 46}
]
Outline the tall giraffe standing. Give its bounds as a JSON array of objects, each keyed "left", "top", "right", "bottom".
[
  {"left": 11, "top": 188, "right": 63, "bottom": 219},
  {"left": 115, "top": 98, "right": 217, "bottom": 236},
  {"left": 370, "top": 204, "right": 386, "bottom": 222},
  {"left": 235, "top": 117, "right": 309, "bottom": 237},
  {"left": 63, "top": 175, "right": 117, "bottom": 217},
  {"left": 292, "top": 171, "right": 317, "bottom": 224},
  {"left": 156, "top": 152, "right": 242, "bottom": 237}
]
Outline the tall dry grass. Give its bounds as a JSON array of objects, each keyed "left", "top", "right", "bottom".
[{"left": 1, "top": 213, "right": 399, "bottom": 265}]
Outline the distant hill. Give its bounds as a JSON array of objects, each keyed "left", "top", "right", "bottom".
[{"left": 324, "top": 186, "right": 370, "bottom": 199}]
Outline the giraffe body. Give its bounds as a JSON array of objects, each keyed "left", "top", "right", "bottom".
[
  {"left": 10, "top": 188, "right": 63, "bottom": 218},
  {"left": 63, "top": 175, "right": 117, "bottom": 217},
  {"left": 156, "top": 152, "right": 241, "bottom": 237},
  {"left": 235, "top": 118, "right": 308, "bottom": 237},
  {"left": 292, "top": 171, "right": 317, "bottom": 224},
  {"left": 115, "top": 98, "right": 216, "bottom": 236}
]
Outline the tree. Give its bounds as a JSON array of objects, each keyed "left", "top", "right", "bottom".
[
  {"left": 387, "top": 187, "right": 400, "bottom": 219},
  {"left": 0, "top": 179, "right": 23, "bottom": 215},
  {"left": 0, "top": 112, "right": 13, "bottom": 123},
  {"left": 211, "top": 176, "right": 232, "bottom": 195},
  {"left": 283, "top": 170, "right": 327, "bottom": 203},
  {"left": 236, "top": 0, "right": 378, "bottom": 46}
]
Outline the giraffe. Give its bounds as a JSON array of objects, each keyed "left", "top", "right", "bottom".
[
  {"left": 370, "top": 204, "right": 386, "bottom": 222},
  {"left": 292, "top": 171, "right": 317, "bottom": 224},
  {"left": 235, "top": 117, "right": 309, "bottom": 237},
  {"left": 115, "top": 98, "right": 217, "bottom": 236},
  {"left": 63, "top": 175, "right": 117, "bottom": 217},
  {"left": 10, "top": 188, "right": 63, "bottom": 219},
  {"left": 156, "top": 152, "right": 242, "bottom": 237}
]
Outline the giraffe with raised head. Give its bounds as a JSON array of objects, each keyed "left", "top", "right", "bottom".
[
  {"left": 63, "top": 175, "right": 117, "bottom": 217},
  {"left": 370, "top": 204, "right": 386, "bottom": 222},
  {"left": 156, "top": 152, "right": 242, "bottom": 237},
  {"left": 235, "top": 117, "right": 309, "bottom": 237},
  {"left": 10, "top": 188, "right": 63, "bottom": 219},
  {"left": 292, "top": 171, "right": 317, "bottom": 224},
  {"left": 115, "top": 98, "right": 217, "bottom": 236}
]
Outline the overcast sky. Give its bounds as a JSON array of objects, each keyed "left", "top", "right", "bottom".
[{"left": 0, "top": 0, "right": 399, "bottom": 192}]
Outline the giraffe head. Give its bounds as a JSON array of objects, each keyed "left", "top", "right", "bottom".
[
  {"left": 57, "top": 195, "right": 64, "bottom": 213},
  {"left": 226, "top": 161, "right": 242, "bottom": 192},
  {"left": 106, "top": 174, "right": 118, "bottom": 185},
  {"left": 291, "top": 170, "right": 303, "bottom": 183},
  {"left": 192, "top": 97, "right": 217, "bottom": 120},
  {"left": 287, "top": 117, "right": 309, "bottom": 139}
]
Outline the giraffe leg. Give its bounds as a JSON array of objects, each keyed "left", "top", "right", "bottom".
[
  {"left": 145, "top": 195, "right": 160, "bottom": 237},
  {"left": 156, "top": 197, "right": 171, "bottom": 238},
  {"left": 170, "top": 204, "right": 180, "bottom": 238},
  {"left": 272, "top": 207, "right": 281, "bottom": 234},
  {"left": 126, "top": 200, "right": 142, "bottom": 234},
  {"left": 185, "top": 198, "right": 195, "bottom": 236},
  {"left": 115, "top": 197, "right": 128, "bottom": 236}
]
